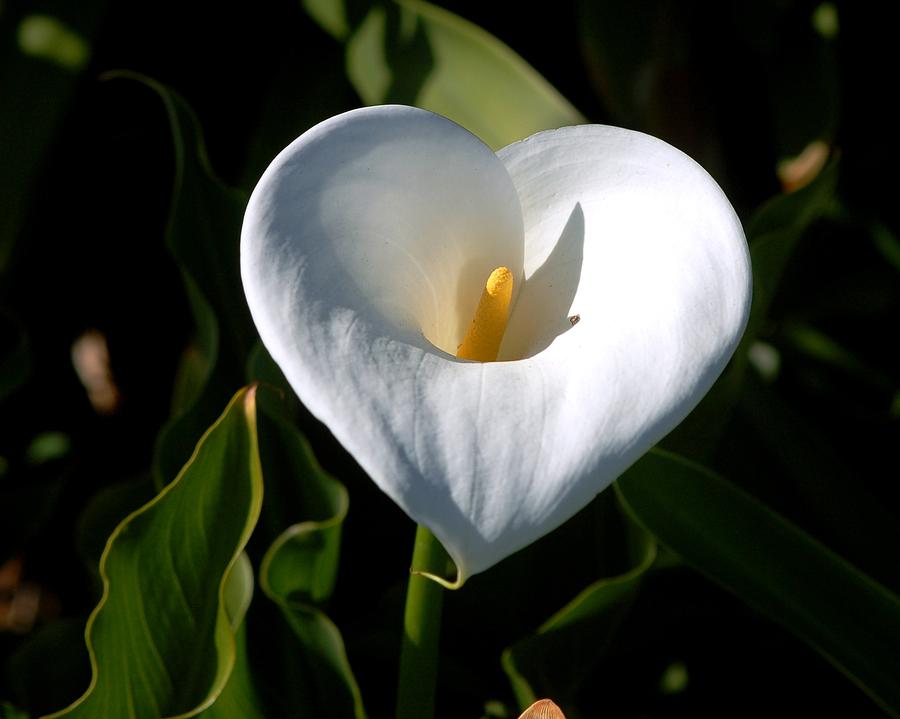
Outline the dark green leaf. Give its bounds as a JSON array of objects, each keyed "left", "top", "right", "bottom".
[
  {"left": 616, "top": 448, "right": 900, "bottom": 717},
  {"left": 0, "top": 702, "right": 29, "bottom": 719},
  {"left": 258, "top": 403, "right": 348, "bottom": 605},
  {"left": 256, "top": 393, "right": 364, "bottom": 718},
  {"left": 502, "top": 519, "right": 656, "bottom": 710},
  {"left": 0, "top": 0, "right": 107, "bottom": 277},
  {"left": 747, "top": 155, "right": 839, "bottom": 333},
  {"left": 871, "top": 220, "right": 900, "bottom": 275},
  {"left": 735, "top": 370, "right": 900, "bottom": 592},
  {"left": 662, "top": 157, "right": 840, "bottom": 459},
  {"left": 44, "top": 386, "right": 263, "bottom": 718},
  {"left": 6, "top": 620, "right": 88, "bottom": 717},
  {"left": 103, "top": 74, "right": 253, "bottom": 488},
  {"left": 272, "top": 607, "right": 365, "bottom": 719},
  {"left": 198, "top": 554, "right": 266, "bottom": 719},
  {"left": 75, "top": 475, "right": 156, "bottom": 582},
  {"left": 139, "top": 74, "right": 254, "bottom": 364}
]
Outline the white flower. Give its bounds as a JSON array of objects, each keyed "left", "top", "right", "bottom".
[{"left": 241, "top": 105, "right": 751, "bottom": 586}]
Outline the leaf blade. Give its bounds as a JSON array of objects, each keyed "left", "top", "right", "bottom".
[
  {"left": 342, "top": 0, "right": 584, "bottom": 149},
  {"left": 616, "top": 448, "right": 900, "bottom": 717},
  {"left": 502, "top": 519, "right": 656, "bottom": 709},
  {"left": 44, "top": 386, "right": 263, "bottom": 719},
  {"left": 254, "top": 390, "right": 364, "bottom": 719}
]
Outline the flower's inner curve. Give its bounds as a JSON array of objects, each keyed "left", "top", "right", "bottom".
[{"left": 455, "top": 266, "right": 513, "bottom": 362}]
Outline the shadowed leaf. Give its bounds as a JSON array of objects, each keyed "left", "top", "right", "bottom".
[
  {"left": 502, "top": 517, "right": 656, "bottom": 710},
  {"left": 616, "top": 448, "right": 900, "bottom": 717}
]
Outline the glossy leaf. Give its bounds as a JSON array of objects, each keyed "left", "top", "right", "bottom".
[
  {"left": 502, "top": 519, "right": 656, "bottom": 710},
  {"left": 616, "top": 448, "right": 900, "bottom": 717},
  {"left": 256, "top": 394, "right": 364, "bottom": 718},
  {"left": 45, "top": 386, "right": 263, "bottom": 719},
  {"left": 308, "top": 0, "right": 584, "bottom": 149}
]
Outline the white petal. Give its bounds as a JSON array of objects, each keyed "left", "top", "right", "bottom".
[
  {"left": 490, "top": 125, "right": 751, "bottom": 567},
  {"left": 242, "top": 105, "right": 524, "bottom": 358},
  {"left": 242, "top": 109, "right": 751, "bottom": 585}
]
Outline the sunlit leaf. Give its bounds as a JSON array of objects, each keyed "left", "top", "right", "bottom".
[
  {"left": 502, "top": 518, "right": 656, "bottom": 710},
  {"left": 307, "top": 0, "right": 584, "bottom": 149},
  {"left": 616, "top": 448, "right": 900, "bottom": 717},
  {"left": 44, "top": 386, "right": 263, "bottom": 718}
]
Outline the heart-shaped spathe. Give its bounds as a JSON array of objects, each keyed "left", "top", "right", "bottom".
[{"left": 241, "top": 105, "right": 752, "bottom": 585}]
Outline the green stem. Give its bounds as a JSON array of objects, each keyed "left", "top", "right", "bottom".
[{"left": 395, "top": 525, "right": 446, "bottom": 719}]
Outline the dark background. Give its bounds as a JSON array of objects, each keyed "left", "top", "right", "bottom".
[{"left": 2, "top": 0, "right": 898, "bottom": 716}]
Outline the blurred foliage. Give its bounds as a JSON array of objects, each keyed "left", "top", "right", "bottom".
[{"left": 1, "top": 0, "right": 899, "bottom": 717}]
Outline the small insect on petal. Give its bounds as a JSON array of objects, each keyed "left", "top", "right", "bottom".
[{"left": 517, "top": 698, "right": 566, "bottom": 719}]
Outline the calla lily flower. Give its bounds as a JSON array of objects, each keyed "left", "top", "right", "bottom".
[{"left": 241, "top": 105, "right": 751, "bottom": 585}]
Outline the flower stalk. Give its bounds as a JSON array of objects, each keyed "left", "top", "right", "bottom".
[{"left": 395, "top": 525, "right": 449, "bottom": 719}]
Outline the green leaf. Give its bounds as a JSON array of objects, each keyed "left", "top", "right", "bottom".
[
  {"left": 616, "top": 448, "right": 900, "bottom": 717},
  {"left": 258, "top": 405, "right": 348, "bottom": 605},
  {"left": 501, "top": 519, "right": 656, "bottom": 710},
  {"left": 871, "top": 220, "right": 900, "bottom": 275},
  {"left": 270, "top": 608, "right": 365, "bottom": 719},
  {"left": 75, "top": 475, "right": 156, "bottom": 584},
  {"left": 103, "top": 73, "right": 253, "bottom": 489},
  {"left": 332, "top": 0, "right": 584, "bottom": 149},
  {"left": 746, "top": 157, "right": 839, "bottom": 330},
  {"left": 6, "top": 620, "right": 89, "bottom": 717},
  {"left": 140, "top": 74, "right": 254, "bottom": 364},
  {"left": 255, "top": 392, "right": 364, "bottom": 719},
  {"left": 735, "top": 370, "right": 900, "bottom": 593},
  {"left": 198, "top": 554, "right": 266, "bottom": 719},
  {"left": 1, "top": 702, "right": 29, "bottom": 719},
  {"left": 44, "top": 386, "right": 264, "bottom": 719}
]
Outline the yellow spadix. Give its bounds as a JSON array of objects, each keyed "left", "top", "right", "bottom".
[{"left": 456, "top": 266, "right": 513, "bottom": 362}]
